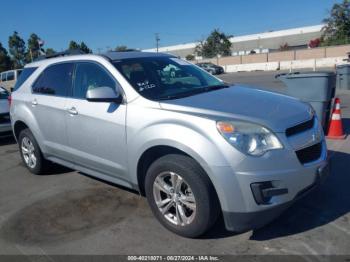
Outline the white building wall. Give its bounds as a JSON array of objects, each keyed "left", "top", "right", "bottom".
[{"left": 143, "top": 25, "right": 324, "bottom": 58}]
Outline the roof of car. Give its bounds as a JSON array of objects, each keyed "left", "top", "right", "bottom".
[
  {"left": 25, "top": 51, "right": 176, "bottom": 68},
  {"left": 101, "top": 51, "right": 175, "bottom": 61}
]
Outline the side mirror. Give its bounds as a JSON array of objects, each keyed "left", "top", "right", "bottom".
[{"left": 86, "top": 86, "right": 122, "bottom": 103}]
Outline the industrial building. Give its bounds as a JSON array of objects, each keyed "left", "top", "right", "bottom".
[{"left": 143, "top": 25, "right": 324, "bottom": 58}]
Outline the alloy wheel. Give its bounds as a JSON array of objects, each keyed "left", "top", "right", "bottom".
[
  {"left": 21, "top": 137, "right": 37, "bottom": 169},
  {"left": 153, "top": 171, "right": 196, "bottom": 226}
]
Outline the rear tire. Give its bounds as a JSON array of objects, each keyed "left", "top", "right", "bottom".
[
  {"left": 145, "top": 154, "right": 220, "bottom": 238},
  {"left": 18, "top": 128, "right": 51, "bottom": 175}
]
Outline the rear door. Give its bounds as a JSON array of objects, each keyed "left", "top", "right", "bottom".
[
  {"left": 65, "top": 61, "right": 127, "bottom": 178},
  {"left": 31, "top": 63, "right": 73, "bottom": 159}
]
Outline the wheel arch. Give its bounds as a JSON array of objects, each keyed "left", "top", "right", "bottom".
[
  {"left": 136, "top": 144, "right": 220, "bottom": 207},
  {"left": 137, "top": 145, "right": 187, "bottom": 196},
  {"left": 11, "top": 103, "right": 45, "bottom": 151},
  {"left": 13, "top": 120, "right": 29, "bottom": 141}
]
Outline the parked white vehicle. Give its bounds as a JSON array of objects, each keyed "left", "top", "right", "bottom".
[
  {"left": 0, "top": 87, "right": 11, "bottom": 135},
  {"left": 0, "top": 69, "right": 22, "bottom": 92}
]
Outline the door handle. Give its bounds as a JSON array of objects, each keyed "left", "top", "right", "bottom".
[
  {"left": 68, "top": 107, "right": 78, "bottom": 115},
  {"left": 31, "top": 99, "right": 38, "bottom": 106}
]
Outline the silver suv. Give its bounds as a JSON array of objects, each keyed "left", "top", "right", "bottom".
[{"left": 10, "top": 51, "right": 329, "bottom": 237}]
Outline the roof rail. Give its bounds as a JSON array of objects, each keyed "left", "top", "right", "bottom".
[
  {"left": 35, "top": 49, "right": 86, "bottom": 61},
  {"left": 108, "top": 49, "right": 140, "bottom": 52}
]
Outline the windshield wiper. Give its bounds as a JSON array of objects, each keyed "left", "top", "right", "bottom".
[
  {"left": 158, "top": 84, "right": 230, "bottom": 101},
  {"left": 158, "top": 92, "right": 198, "bottom": 100},
  {"left": 201, "top": 84, "right": 230, "bottom": 92}
]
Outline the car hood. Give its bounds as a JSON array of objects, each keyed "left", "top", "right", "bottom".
[
  {"left": 159, "top": 85, "right": 312, "bottom": 132},
  {"left": 0, "top": 99, "right": 9, "bottom": 114}
]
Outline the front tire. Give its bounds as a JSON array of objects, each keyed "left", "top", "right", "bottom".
[
  {"left": 18, "top": 128, "right": 51, "bottom": 175},
  {"left": 145, "top": 154, "right": 220, "bottom": 238}
]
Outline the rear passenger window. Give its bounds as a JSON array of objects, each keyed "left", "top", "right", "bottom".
[
  {"left": 13, "top": 67, "right": 37, "bottom": 91},
  {"left": 33, "top": 63, "right": 73, "bottom": 96},
  {"left": 73, "top": 62, "right": 116, "bottom": 99},
  {"left": 7, "top": 71, "right": 14, "bottom": 81}
]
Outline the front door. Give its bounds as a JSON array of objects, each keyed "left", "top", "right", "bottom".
[{"left": 65, "top": 61, "right": 127, "bottom": 178}]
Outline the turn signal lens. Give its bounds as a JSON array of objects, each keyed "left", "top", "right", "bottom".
[{"left": 217, "top": 122, "right": 235, "bottom": 133}]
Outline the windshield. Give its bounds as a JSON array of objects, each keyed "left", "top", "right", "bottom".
[{"left": 113, "top": 56, "right": 226, "bottom": 101}]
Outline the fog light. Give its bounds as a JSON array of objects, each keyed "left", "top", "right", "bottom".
[{"left": 251, "top": 182, "right": 288, "bottom": 205}]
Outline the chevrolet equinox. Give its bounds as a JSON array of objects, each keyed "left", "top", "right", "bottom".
[{"left": 10, "top": 51, "right": 329, "bottom": 237}]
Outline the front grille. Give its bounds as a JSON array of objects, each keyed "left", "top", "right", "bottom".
[
  {"left": 295, "top": 142, "right": 322, "bottom": 164},
  {"left": 286, "top": 117, "right": 314, "bottom": 137},
  {"left": 0, "top": 113, "right": 10, "bottom": 124}
]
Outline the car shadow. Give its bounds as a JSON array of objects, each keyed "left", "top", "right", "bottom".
[
  {"left": 201, "top": 149, "right": 350, "bottom": 240},
  {"left": 0, "top": 134, "right": 72, "bottom": 175},
  {"left": 42, "top": 163, "right": 74, "bottom": 175},
  {"left": 200, "top": 214, "right": 240, "bottom": 239},
  {"left": 79, "top": 172, "right": 140, "bottom": 196},
  {"left": 0, "top": 135, "right": 16, "bottom": 146}
]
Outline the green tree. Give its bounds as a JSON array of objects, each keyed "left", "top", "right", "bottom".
[
  {"left": 115, "top": 45, "right": 129, "bottom": 51},
  {"left": 80, "top": 42, "right": 92, "bottom": 54},
  {"left": 195, "top": 29, "right": 232, "bottom": 58},
  {"left": 185, "top": 54, "right": 195, "bottom": 61},
  {"left": 68, "top": 40, "right": 80, "bottom": 50},
  {"left": 0, "top": 42, "right": 12, "bottom": 72},
  {"left": 45, "top": 48, "right": 56, "bottom": 56},
  {"left": 8, "top": 31, "right": 26, "bottom": 69},
  {"left": 322, "top": 0, "right": 350, "bottom": 46},
  {"left": 26, "top": 33, "right": 43, "bottom": 62},
  {"left": 68, "top": 41, "right": 92, "bottom": 53}
]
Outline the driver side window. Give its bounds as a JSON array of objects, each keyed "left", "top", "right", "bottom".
[{"left": 73, "top": 62, "right": 116, "bottom": 99}]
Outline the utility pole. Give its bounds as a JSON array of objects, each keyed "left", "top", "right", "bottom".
[{"left": 155, "top": 33, "right": 160, "bottom": 52}]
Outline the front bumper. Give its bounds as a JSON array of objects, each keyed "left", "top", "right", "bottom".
[
  {"left": 222, "top": 162, "right": 330, "bottom": 232},
  {"left": 203, "top": 113, "right": 329, "bottom": 232},
  {"left": 206, "top": 134, "right": 329, "bottom": 232}
]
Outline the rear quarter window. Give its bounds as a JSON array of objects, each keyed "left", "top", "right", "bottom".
[{"left": 13, "top": 67, "right": 38, "bottom": 91}]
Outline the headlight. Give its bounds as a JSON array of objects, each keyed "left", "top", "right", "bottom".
[{"left": 217, "top": 121, "right": 283, "bottom": 156}]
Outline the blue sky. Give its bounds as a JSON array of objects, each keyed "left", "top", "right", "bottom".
[{"left": 0, "top": 0, "right": 340, "bottom": 52}]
